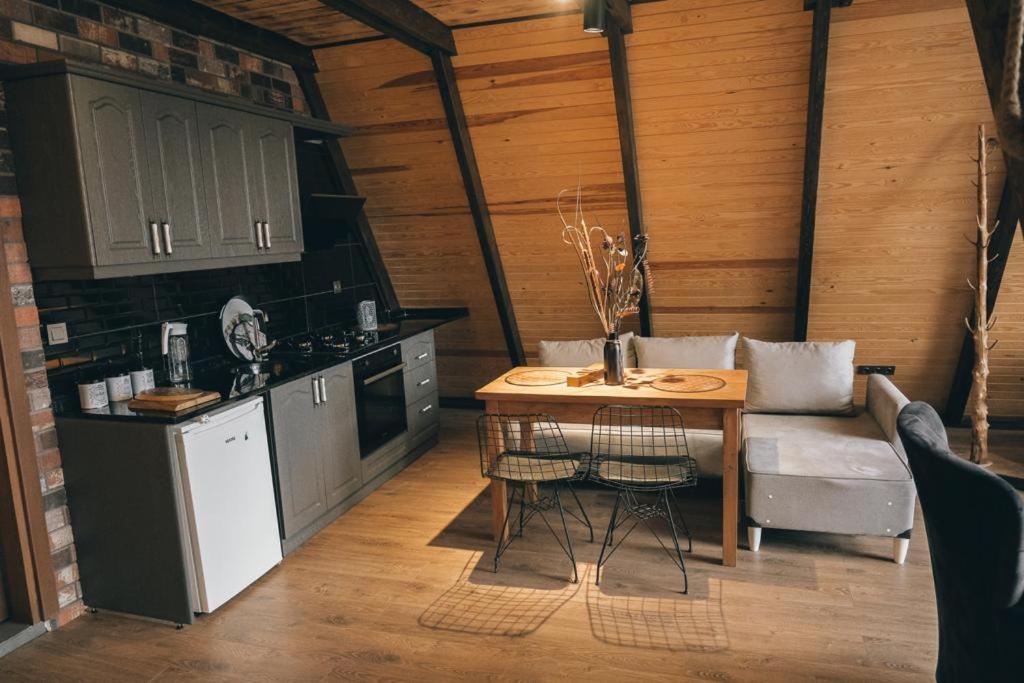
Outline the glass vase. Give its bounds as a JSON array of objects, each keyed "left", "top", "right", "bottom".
[{"left": 604, "top": 335, "right": 624, "bottom": 386}]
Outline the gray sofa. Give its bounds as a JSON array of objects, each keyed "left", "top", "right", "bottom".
[{"left": 536, "top": 334, "right": 916, "bottom": 563}]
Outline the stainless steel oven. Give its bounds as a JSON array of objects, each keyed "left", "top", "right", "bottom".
[{"left": 353, "top": 345, "right": 407, "bottom": 458}]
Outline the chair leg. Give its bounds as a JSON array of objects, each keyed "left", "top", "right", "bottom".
[
  {"left": 517, "top": 490, "right": 526, "bottom": 538},
  {"left": 494, "top": 484, "right": 521, "bottom": 573},
  {"left": 893, "top": 537, "right": 909, "bottom": 565},
  {"left": 566, "top": 484, "right": 594, "bottom": 542},
  {"left": 668, "top": 489, "right": 693, "bottom": 552},
  {"left": 748, "top": 526, "right": 762, "bottom": 552},
  {"left": 662, "top": 490, "right": 689, "bottom": 595},
  {"left": 596, "top": 490, "right": 623, "bottom": 586},
  {"left": 552, "top": 483, "right": 579, "bottom": 583}
]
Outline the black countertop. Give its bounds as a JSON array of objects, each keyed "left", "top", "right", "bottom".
[{"left": 55, "top": 311, "right": 466, "bottom": 425}]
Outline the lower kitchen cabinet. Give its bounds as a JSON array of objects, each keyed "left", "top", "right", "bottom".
[{"left": 270, "top": 362, "right": 361, "bottom": 544}]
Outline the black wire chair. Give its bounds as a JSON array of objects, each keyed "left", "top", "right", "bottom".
[
  {"left": 477, "top": 413, "right": 593, "bottom": 583},
  {"left": 590, "top": 405, "right": 698, "bottom": 593}
]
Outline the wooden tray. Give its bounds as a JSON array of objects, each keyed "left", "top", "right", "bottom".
[
  {"left": 650, "top": 374, "right": 727, "bottom": 394},
  {"left": 505, "top": 370, "right": 570, "bottom": 387},
  {"left": 127, "top": 390, "right": 221, "bottom": 414},
  {"left": 133, "top": 387, "right": 207, "bottom": 403}
]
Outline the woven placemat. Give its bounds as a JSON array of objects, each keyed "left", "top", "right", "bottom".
[
  {"left": 505, "top": 370, "right": 570, "bottom": 387},
  {"left": 651, "top": 374, "right": 727, "bottom": 393}
]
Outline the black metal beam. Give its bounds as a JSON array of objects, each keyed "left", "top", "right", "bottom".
[
  {"left": 294, "top": 69, "right": 401, "bottom": 314},
  {"left": 943, "top": 181, "right": 1021, "bottom": 425},
  {"left": 101, "top": 0, "right": 317, "bottom": 71},
  {"left": 793, "top": 0, "right": 834, "bottom": 341},
  {"left": 431, "top": 51, "right": 526, "bottom": 367},
  {"left": 606, "top": 19, "right": 652, "bottom": 336},
  {"left": 320, "top": 0, "right": 456, "bottom": 56}
]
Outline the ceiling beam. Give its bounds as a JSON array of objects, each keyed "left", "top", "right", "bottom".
[
  {"left": 606, "top": 18, "right": 652, "bottom": 336},
  {"left": 319, "top": 0, "right": 456, "bottom": 56},
  {"left": 793, "top": 0, "right": 849, "bottom": 340},
  {"left": 431, "top": 51, "right": 525, "bottom": 367},
  {"left": 944, "top": 181, "right": 1020, "bottom": 425},
  {"left": 294, "top": 69, "right": 401, "bottom": 315},
  {"left": 100, "top": 0, "right": 317, "bottom": 71}
]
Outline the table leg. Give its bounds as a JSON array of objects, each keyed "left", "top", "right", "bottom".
[
  {"left": 722, "top": 407, "right": 740, "bottom": 567},
  {"left": 490, "top": 478, "right": 509, "bottom": 543}
]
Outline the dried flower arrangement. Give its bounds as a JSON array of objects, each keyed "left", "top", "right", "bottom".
[{"left": 558, "top": 183, "right": 651, "bottom": 337}]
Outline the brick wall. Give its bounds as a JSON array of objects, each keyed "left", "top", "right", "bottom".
[{"left": 0, "top": 0, "right": 311, "bottom": 629}]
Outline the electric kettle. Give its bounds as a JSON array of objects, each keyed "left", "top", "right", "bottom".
[{"left": 161, "top": 321, "right": 192, "bottom": 384}]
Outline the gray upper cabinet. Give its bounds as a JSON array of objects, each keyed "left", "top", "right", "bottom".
[
  {"left": 198, "top": 104, "right": 262, "bottom": 258},
  {"left": 2, "top": 63, "right": 317, "bottom": 279},
  {"left": 71, "top": 76, "right": 158, "bottom": 267},
  {"left": 249, "top": 117, "right": 303, "bottom": 256},
  {"left": 142, "top": 92, "right": 211, "bottom": 262},
  {"left": 320, "top": 364, "right": 362, "bottom": 508},
  {"left": 271, "top": 375, "right": 327, "bottom": 538}
]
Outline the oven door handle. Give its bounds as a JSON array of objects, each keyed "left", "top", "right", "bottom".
[{"left": 362, "top": 363, "right": 406, "bottom": 386}]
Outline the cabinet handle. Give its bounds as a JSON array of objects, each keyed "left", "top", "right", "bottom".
[
  {"left": 162, "top": 222, "right": 173, "bottom": 255},
  {"left": 255, "top": 221, "right": 265, "bottom": 250},
  {"left": 150, "top": 222, "right": 162, "bottom": 255},
  {"left": 417, "top": 378, "right": 431, "bottom": 387},
  {"left": 415, "top": 352, "right": 429, "bottom": 361},
  {"left": 312, "top": 376, "right": 321, "bottom": 405},
  {"left": 419, "top": 404, "right": 433, "bottom": 415},
  {"left": 318, "top": 376, "right": 327, "bottom": 403},
  {"left": 263, "top": 221, "right": 272, "bottom": 250}
]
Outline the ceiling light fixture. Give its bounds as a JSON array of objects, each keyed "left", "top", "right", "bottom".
[{"left": 583, "top": 0, "right": 606, "bottom": 34}]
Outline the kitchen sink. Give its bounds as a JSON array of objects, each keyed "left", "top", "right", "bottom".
[{"left": 231, "top": 360, "right": 294, "bottom": 376}]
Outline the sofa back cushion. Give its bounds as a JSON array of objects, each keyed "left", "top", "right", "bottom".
[
  {"left": 635, "top": 333, "right": 738, "bottom": 369},
  {"left": 538, "top": 331, "right": 637, "bottom": 367},
  {"left": 744, "top": 338, "right": 856, "bottom": 415}
]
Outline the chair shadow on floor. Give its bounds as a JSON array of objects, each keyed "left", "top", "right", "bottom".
[
  {"left": 585, "top": 578, "right": 729, "bottom": 652},
  {"left": 418, "top": 553, "right": 583, "bottom": 637}
]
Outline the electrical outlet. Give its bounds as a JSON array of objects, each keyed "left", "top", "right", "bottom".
[
  {"left": 46, "top": 322, "right": 69, "bottom": 346},
  {"left": 857, "top": 365, "right": 895, "bottom": 376},
  {"left": 333, "top": 280, "right": 343, "bottom": 294}
]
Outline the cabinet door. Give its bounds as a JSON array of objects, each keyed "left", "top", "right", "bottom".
[
  {"left": 319, "top": 363, "right": 362, "bottom": 508},
  {"left": 248, "top": 117, "right": 303, "bottom": 255},
  {"left": 270, "top": 376, "right": 327, "bottom": 538},
  {"left": 142, "top": 93, "right": 211, "bottom": 262},
  {"left": 70, "top": 76, "right": 157, "bottom": 266},
  {"left": 197, "top": 104, "right": 262, "bottom": 258}
]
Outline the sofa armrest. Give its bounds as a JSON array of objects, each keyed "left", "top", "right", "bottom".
[{"left": 866, "top": 374, "right": 910, "bottom": 445}]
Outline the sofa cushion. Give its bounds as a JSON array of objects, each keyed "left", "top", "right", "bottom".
[
  {"left": 559, "top": 422, "right": 724, "bottom": 477},
  {"left": 538, "top": 331, "right": 636, "bottom": 368},
  {"left": 744, "top": 338, "right": 856, "bottom": 415},
  {"left": 635, "top": 333, "right": 738, "bottom": 369},
  {"left": 742, "top": 413, "right": 916, "bottom": 537}
]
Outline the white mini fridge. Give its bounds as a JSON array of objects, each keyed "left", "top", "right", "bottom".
[{"left": 176, "top": 397, "right": 283, "bottom": 613}]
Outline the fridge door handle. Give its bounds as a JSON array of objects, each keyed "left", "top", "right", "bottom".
[
  {"left": 312, "top": 376, "right": 321, "bottom": 406},
  {"left": 318, "top": 376, "right": 327, "bottom": 403}
]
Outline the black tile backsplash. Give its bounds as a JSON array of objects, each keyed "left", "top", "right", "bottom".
[{"left": 39, "top": 243, "right": 382, "bottom": 409}]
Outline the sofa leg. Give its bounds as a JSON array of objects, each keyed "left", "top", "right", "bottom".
[
  {"left": 747, "top": 526, "right": 762, "bottom": 552},
  {"left": 892, "top": 537, "right": 909, "bottom": 564}
]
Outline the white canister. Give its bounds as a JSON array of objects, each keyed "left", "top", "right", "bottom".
[
  {"left": 105, "top": 374, "right": 133, "bottom": 402},
  {"left": 130, "top": 368, "right": 155, "bottom": 396},
  {"left": 78, "top": 380, "right": 109, "bottom": 410}
]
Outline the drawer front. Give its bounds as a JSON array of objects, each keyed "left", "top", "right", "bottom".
[
  {"left": 404, "top": 361, "right": 437, "bottom": 406},
  {"left": 407, "top": 392, "right": 439, "bottom": 440},
  {"left": 401, "top": 331, "right": 434, "bottom": 370}
]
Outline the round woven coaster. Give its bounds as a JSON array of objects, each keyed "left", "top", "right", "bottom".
[
  {"left": 505, "top": 370, "right": 570, "bottom": 387},
  {"left": 651, "top": 374, "right": 727, "bottom": 393}
]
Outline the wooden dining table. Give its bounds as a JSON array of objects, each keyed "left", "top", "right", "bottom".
[{"left": 475, "top": 366, "right": 748, "bottom": 567}]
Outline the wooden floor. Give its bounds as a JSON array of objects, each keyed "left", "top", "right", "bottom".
[{"left": 0, "top": 409, "right": 960, "bottom": 681}]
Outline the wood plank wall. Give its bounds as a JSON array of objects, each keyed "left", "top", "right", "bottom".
[
  {"left": 629, "top": 0, "right": 810, "bottom": 348},
  {"left": 315, "top": 40, "right": 512, "bottom": 397},
  {"left": 809, "top": 0, "right": 1004, "bottom": 407},
  {"left": 315, "top": 0, "right": 1024, "bottom": 412},
  {"left": 454, "top": 14, "right": 637, "bottom": 358}
]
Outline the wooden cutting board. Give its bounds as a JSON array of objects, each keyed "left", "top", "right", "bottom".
[{"left": 127, "top": 389, "right": 220, "bottom": 414}]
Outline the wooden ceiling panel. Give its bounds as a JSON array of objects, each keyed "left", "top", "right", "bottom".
[{"left": 197, "top": 0, "right": 582, "bottom": 47}]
